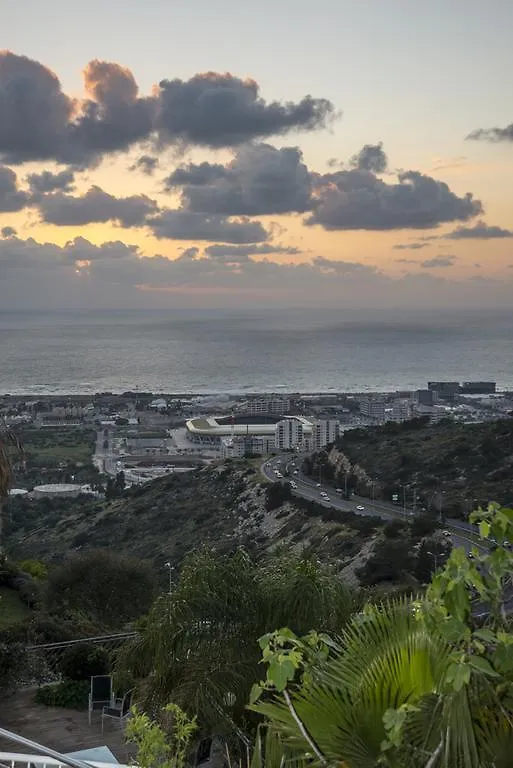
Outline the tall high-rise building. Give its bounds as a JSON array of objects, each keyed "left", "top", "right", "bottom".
[
  {"left": 309, "top": 419, "right": 339, "bottom": 451},
  {"left": 275, "top": 418, "right": 303, "bottom": 450}
]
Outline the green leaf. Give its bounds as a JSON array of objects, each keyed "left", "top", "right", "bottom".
[
  {"left": 468, "top": 655, "right": 499, "bottom": 677},
  {"left": 473, "top": 628, "right": 496, "bottom": 643},
  {"left": 249, "top": 684, "right": 263, "bottom": 704},
  {"left": 479, "top": 521, "right": 491, "bottom": 539}
]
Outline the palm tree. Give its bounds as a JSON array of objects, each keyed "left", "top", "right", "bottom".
[
  {"left": 118, "top": 547, "right": 357, "bottom": 744},
  {"left": 0, "top": 427, "right": 23, "bottom": 554}
]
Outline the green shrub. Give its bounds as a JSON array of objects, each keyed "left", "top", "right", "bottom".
[
  {"left": 35, "top": 679, "right": 89, "bottom": 709},
  {"left": 18, "top": 560, "right": 48, "bottom": 580},
  {"left": 59, "top": 643, "right": 110, "bottom": 681},
  {"left": 0, "top": 641, "right": 28, "bottom": 692}
]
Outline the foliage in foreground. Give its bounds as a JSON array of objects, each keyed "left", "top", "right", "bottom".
[
  {"left": 250, "top": 503, "right": 513, "bottom": 768},
  {"left": 125, "top": 704, "right": 197, "bottom": 768},
  {"left": 118, "top": 548, "right": 356, "bottom": 740}
]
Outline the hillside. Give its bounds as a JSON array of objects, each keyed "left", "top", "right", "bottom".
[
  {"left": 330, "top": 417, "right": 513, "bottom": 517},
  {"left": 4, "top": 461, "right": 444, "bottom": 589}
]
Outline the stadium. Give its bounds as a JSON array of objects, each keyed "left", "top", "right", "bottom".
[{"left": 185, "top": 413, "right": 314, "bottom": 445}]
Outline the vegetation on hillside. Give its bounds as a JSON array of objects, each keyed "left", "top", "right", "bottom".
[{"left": 309, "top": 417, "right": 513, "bottom": 518}]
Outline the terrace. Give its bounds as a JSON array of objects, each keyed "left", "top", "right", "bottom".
[{"left": 0, "top": 688, "right": 134, "bottom": 768}]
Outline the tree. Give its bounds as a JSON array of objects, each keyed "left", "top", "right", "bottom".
[
  {"left": 0, "top": 428, "right": 23, "bottom": 554},
  {"left": 250, "top": 503, "right": 513, "bottom": 767},
  {"left": 45, "top": 549, "right": 158, "bottom": 630},
  {"left": 118, "top": 549, "right": 356, "bottom": 741}
]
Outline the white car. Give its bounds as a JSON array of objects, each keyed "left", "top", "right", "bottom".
[
  {"left": 320, "top": 491, "right": 328, "bottom": 497},
  {"left": 316, "top": 483, "right": 321, "bottom": 487},
  {"left": 324, "top": 496, "right": 330, "bottom": 502},
  {"left": 356, "top": 505, "right": 365, "bottom": 511},
  {"left": 276, "top": 472, "right": 283, "bottom": 478}
]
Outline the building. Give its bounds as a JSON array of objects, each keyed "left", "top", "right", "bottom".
[
  {"left": 416, "top": 389, "right": 437, "bottom": 406},
  {"left": 32, "top": 483, "right": 93, "bottom": 499},
  {"left": 186, "top": 414, "right": 315, "bottom": 449},
  {"left": 245, "top": 396, "right": 291, "bottom": 416},
  {"left": 460, "top": 381, "right": 496, "bottom": 395},
  {"left": 427, "top": 382, "right": 460, "bottom": 401},
  {"left": 275, "top": 418, "right": 304, "bottom": 450},
  {"left": 221, "top": 434, "right": 275, "bottom": 458},
  {"left": 391, "top": 399, "right": 412, "bottom": 422},
  {"left": 308, "top": 419, "right": 339, "bottom": 451},
  {"left": 359, "top": 397, "right": 386, "bottom": 422}
]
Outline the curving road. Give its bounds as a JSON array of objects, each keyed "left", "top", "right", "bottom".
[{"left": 261, "top": 454, "right": 482, "bottom": 553}]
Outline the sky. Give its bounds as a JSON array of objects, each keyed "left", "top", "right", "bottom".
[{"left": 1, "top": 0, "right": 513, "bottom": 310}]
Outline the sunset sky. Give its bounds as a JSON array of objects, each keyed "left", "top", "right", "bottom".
[{"left": 1, "top": 0, "right": 513, "bottom": 309}]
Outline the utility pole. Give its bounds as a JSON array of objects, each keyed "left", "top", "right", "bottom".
[
  {"left": 165, "top": 561, "right": 174, "bottom": 596},
  {"left": 403, "top": 485, "right": 407, "bottom": 515},
  {"left": 344, "top": 472, "right": 348, "bottom": 498},
  {"left": 412, "top": 486, "right": 417, "bottom": 516}
]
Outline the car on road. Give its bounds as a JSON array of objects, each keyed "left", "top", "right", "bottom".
[
  {"left": 324, "top": 496, "right": 330, "bottom": 502},
  {"left": 320, "top": 491, "right": 328, "bottom": 498},
  {"left": 442, "top": 530, "right": 451, "bottom": 538},
  {"left": 316, "top": 483, "right": 321, "bottom": 487},
  {"left": 276, "top": 472, "right": 283, "bottom": 478},
  {"left": 335, "top": 488, "right": 342, "bottom": 493},
  {"left": 293, "top": 470, "right": 299, "bottom": 474},
  {"left": 356, "top": 505, "right": 365, "bottom": 511}
]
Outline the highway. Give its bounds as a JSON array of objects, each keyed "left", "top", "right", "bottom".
[{"left": 261, "top": 454, "right": 482, "bottom": 553}]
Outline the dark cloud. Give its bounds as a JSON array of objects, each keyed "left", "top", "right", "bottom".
[
  {"left": 204, "top": 243, "right": 300, "bottom": 262},
  {"left": 444, "top": 221, "right": 513, "bottom": 239},
  {"left": 0, "top": 165, "right": 30, "bottom": 211},
  {"left": 392, "top": 242, "right": 430, "bottom": 250},
  {"left": 37, "top": 185, "right": 158, "bottom": 227},
  {"left": 26, "top": 169, "right": 75, "bottom": 194},
  {"left": 0, "top": 51, "right": 74, "bottom": 164},
  {"left": 148, "top": 210, "right": 269, "bottom": 243},
  {"left": 166, "top": 144, "right": 312, "bottom": 216},
  {"left": 420, "top": 256, "right": 456, "bottom": 268},
  {"left": 1, "top": 225, "right": 16, "bottom": 237},
  {"left": 0, "top": 52, "right": 334, "bottom": 166},
  {"left": 467, "top": 124, "right": 513, "bottom": 143},
  {"left": 312, "top": 256, "right": 377, "bottom": 274},
  {"left": 128, "top": 155, "right": 159, "bottom": 175},
  {"left": 165, "top": 161, "right": 229, "bottom": 188},
  {"left": 350, "top": 142, "right": 387, "bottom": 173},
  {"left": 307, "top": 168, "right": 482, "bottom": 231},
  {"left": 156, "top": 73, "right": 334, "bottom": 148}
]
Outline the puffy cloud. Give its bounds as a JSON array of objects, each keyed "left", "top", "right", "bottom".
[
  {"left": 165, "top": 144, "right": 312, "bottom": 215},
  {"left": 0, "top": 51, "right": 334, "bottom": 166},
  {"left": 156, "top": 73, "right": 334, "bottom": 148},
  {"left": 0, "top": 51, "right": 74, "bottom": 164},
  {"left": 36, "top": 185, "right": 158, "bottom": 226},
  {"left": 467, "top": 123, "right": 513, "bottom": 143},
  {"left": 392, "top": 242, "right": 430, "bottom": 250},
  {"left": 1, "top": 225, "right": 16, "bottom": 237},
  {"left": 307, "top": 168, "right": 482, "bottom": 231},
  {"left": 350, "top": 142, "right": 388, "bottom": 173},
  {"left": 148, "top": 209, "right": 269, "bottom": 243},
  {"left": 444, "top": 221, "right": 513, "bottom": 239},
  {"left": 420, "top": 256, "right": 456, "bottom": 268},
  {"left": 129, "top": 154, "right": 159, "bottom": 175},
  {"left": 0, "top": 165, "right": 30, "bottom": 211},
  {"left": 204, "top": 243, "right": 300, "bottom": 262},
  {"left": 27, "top": 169, "right": 75, "bottom": 194}
]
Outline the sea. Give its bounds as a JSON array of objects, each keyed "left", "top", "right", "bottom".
[{"left": 1, "top": 308, "right": 512, "bottom": 396}]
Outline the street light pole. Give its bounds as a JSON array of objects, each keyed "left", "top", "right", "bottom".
[{"left": 165, "top": 561, "right": 174, "bottom": 596}]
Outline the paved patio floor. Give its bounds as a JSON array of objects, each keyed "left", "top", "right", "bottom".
[{"left": 0, "top": 688, "right": 137, "bottom": 764}]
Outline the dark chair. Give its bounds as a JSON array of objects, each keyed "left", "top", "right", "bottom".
[
  {"left": 88, "top": 675, "right": 113, "bottom": 725},
  {"left": 101, "top": 689, "right": 133, "bottom": 733}
]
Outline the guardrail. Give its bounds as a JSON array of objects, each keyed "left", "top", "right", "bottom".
[
  {"left": 19, "top": 633, "right": 138, "bottom": 686},
  {"left": 0, "top": 728, "right": 128, "bottom": 768}
]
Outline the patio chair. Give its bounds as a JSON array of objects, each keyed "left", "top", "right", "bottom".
[
  {"left": 101, "top": 688, "right": 133, "bottom": 733},
  {"left": 88, "top": 674, "right": 113, "bottom": 725}
]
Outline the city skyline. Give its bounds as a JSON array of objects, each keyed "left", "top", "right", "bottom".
[{"left": 1, "top": 0, "right": 513, "bottom": 309}]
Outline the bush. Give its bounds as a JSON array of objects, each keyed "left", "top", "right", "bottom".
[
  {"left": 0, "top": 641, "right": 28, "bottom": 692},
  {"left": 45, "top": 549, "right": 158, "bottom": 630},
  {"left": 35, "top": 679, "right": 89, "bottom": 709},
  {"left": 18, "top": 560, "right": 48, "bottom": 580},
  {"left": 59, "top": 643, "right": 110, "bottom": 681},
  {"left": 383, "top": 520, "right": 408, "bottom": 539}
]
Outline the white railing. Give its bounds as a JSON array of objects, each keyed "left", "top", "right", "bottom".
[
  {"left": 0, "top": 730, "right": 129, "bottom": 768},
  {"left": 0, "top": 754, "right": 129, "bottom": 768}
]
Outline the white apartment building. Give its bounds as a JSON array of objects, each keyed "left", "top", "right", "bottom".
[
  {"left": 308, "top": 419, "right": 339, "bottom": 451},
  {"left": 275, "top": 418, "right": 303, "bottom": 450},
  {"left": 359, "top": 398, "right": 386, "bottom": 422},
  {"left": 221, "top": 434, "right": 275, "bottom": 458},
  {"left": 245, "top": 396, "right": 291, "bottom": 415}
]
